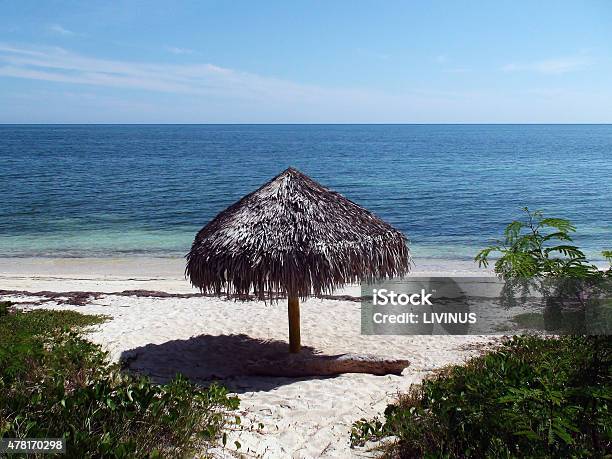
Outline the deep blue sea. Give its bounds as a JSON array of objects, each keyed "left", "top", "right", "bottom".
[{"left": 0, "top": 125, "right": 610, "bottom": 261}]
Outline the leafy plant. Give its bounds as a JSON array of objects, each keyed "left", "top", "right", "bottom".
[
  {"left": 475, "top": 208, "right": 611, "bottom": 332},
  {"left": 352, "top": 210, "right": 611, "bottom": 456},
  {"left": 475, "top": 207, "right": 605, "bottom": 279},
  {"left": 0, "top": 309, "right": 241, "bottom": 458},
  {"left": 0, "top": 301, "right": 12, "bottom": 316},
  {"left": 351, "top": 335, "right": 612, "bottom": 458}
]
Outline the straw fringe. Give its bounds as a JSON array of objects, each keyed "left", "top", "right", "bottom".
[{"left": 186, "top": 168, "right": 410, "bottom": 299}]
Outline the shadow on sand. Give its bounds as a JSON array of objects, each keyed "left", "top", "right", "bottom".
[{"left": 120, "top": 334, "right": 334, "bottom": 393}]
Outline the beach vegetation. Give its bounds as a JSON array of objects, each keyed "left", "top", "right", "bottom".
[
  {"left": 350, "top": 209, "right": 611, "bottom": 456},
  {"left": 0, "top": 300, "right": 12, "bottom": 316},
  {"left": 0, "top": 308, "right": 240, "bottom": 458},
  {"left": 474, "top": 207, "right": 608, "bottom": 279},
  {"left": 475, "top": 208, "right": 611, "bottom": 333},
  {"left": 511, "top": 311, "right": 546, "bottom": 330},
  {"left": 350, "top": 335, "right": 611, "bottom": 458}
]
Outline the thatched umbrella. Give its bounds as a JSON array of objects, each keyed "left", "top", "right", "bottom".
[{"left": 186, "top": 167, "right": 410, "bottom": 353}]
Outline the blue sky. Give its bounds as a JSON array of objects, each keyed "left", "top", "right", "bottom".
[{"left": 1, "top": 1, "right": 611, "bottom": 123}]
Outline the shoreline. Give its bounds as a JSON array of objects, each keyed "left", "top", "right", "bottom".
[{"left": 0, "top": 256, "right": 493, "bottom": 294}]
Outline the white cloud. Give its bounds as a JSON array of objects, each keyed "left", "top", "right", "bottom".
[
  {"left": 0, "top": 43, "right": 363, "bottom": 103},
  {"left": 164, "top": 46, "right": 194, "bottom": 55},
  {"left": 502, "top": 56, "right": 591, "bottom": 75},
  {"left": 48, "top": 24, "right": 75, "bottom": 36},
  {"left": 0, "top": 43, "right": 610, "bottom": 123},
  {"left": 0, "top": 43, "right": 481, "bottom": 122}
]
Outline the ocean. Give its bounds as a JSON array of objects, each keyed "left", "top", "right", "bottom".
[{"left": 0, "top": 124, "right": 610, "bottom": 261}]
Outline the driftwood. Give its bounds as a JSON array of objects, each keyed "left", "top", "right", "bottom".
[{"left": 246, "top": 353, "right": 410, "bottom": 377}]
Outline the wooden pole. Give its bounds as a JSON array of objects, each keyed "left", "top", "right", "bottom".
[{"left": 288, "top": 296, "right": 301, "bottom": 353}]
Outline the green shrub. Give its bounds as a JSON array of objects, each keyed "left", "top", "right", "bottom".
[
  {"left": 0, "top": 308, "right": 107, "bottom": 379},
  {"left": 474, "top": 208, "right": 608, "bottom": 280},
  {"left": 0, "top": 309, "right": 240, "bottom": 458},
  {"left": 475, "top": 209, "right": 611, "bottom": 333},
  {"left": 351, "top": 335, "right": 611, "bottom": 458},
  {"left": 511, "top": 312, "right": 546, "bottom": 330},
  {"left": 0, "top": 301, "right": 12, "bottom": 316}
]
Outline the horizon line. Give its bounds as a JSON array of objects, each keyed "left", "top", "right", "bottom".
[{"left": 2, "top": 123, "right": 612, "bottom": 126}]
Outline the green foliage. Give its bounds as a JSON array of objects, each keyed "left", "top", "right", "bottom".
[
  {"left": 475, "top": 208, "right": 606, "bottom": 279},
  {"left": 351, "top": 335, "right": 612, "bottom": 458},
  {"left": 0, "top": 308, "right": 107, "bottom": 379},
  {"left": 0, "top": 301, "right": 13, "bottom": 316},
  {"left": 511, "top": 312, "right": 545, "bottom": 330},
  {"left": 475, "top": 209, "right": 611, "bottom": 333},
  {"left": 0, "top": 309, "right": 240, "bottom": 458}
]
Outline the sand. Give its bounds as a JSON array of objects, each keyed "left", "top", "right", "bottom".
[{"left": 1, "top": 258, "right": 497, "bottom": 458}]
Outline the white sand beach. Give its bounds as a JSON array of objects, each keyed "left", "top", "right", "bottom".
[{"left": 1, "top": 258, "right": 498, "bottom": 458}]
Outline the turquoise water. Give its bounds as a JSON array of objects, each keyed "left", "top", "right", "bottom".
[{"left": 0, "top": 124, "right": 610, "bottom": 260}]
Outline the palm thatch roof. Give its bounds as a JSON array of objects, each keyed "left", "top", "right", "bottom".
[{"left": 186, "top": 167, "right": 410, "bottom": 299}]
